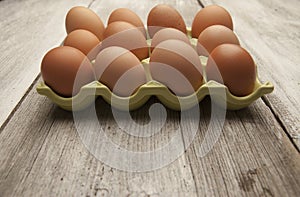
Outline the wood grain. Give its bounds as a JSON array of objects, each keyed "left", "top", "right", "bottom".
[
  {"left": 199, "top": 0, "right": 300, "bottom": 149},
  {"left": 0, "top": 0, "right": 93, "bottom": 127},
  {"left": 186, "top": 99, "right": 300, "bottom": 196},
  {"left": 0, "top": 82, "right": 198, "bottom": 196},
  {"left": 89, "top": 0, "right": 198, "bottom": 27},
  {"left": 1, "top": 82, "right": 299, "bottom": 196}
]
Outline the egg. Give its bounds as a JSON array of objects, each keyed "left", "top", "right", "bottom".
[
  {"left": 102, "top": 21, "right": 149, "bottom": 61},
  {"left": 197, "top": 25, "right": 239, "bottom": 56},
  {"left": 64, "top": 29, "right": 100, "bottom": 59},
  {"left": 41, "top": 46, "right": 95, "bottom": 97},
  {"left": 94, "top": 46, "right": 147, "bottom": 97},
  {"left": 206, "top": 44, "right": 256, "bottom": 96},
  {"left": 147, "top": 4, "right": 187, "bottom": 38},
  {"left": 150, "top": 40, "right": 203, "bottom": 96},
  {"left": 65, "top": 6, "right": 105, "bottom": 41},
  {"left": 151, "top": 28, "right": 190, "bottom": 52},
  {"left": 107, "top": 8, "right": 147, "bottom": 38},
  {"left": 192, "top": 5, "right": 233, "bottom": 38}
]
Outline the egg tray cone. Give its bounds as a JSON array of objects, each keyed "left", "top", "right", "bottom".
[{"left": 36, "top": 28, "right": 274, "bottom": 111}]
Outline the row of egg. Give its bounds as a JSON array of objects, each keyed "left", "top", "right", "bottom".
[
  {"left": 63, "top": 5, "right": 238, "bottom": 57},
  {"left": 41, "top": 4, "right": 256, "bottom": 98}
]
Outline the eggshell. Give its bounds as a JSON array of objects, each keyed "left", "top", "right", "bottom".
[
  {"left": 206, "top": 44, "right": 256, "bottom": 96},
  {"left": 65, "top": 6, "right": 105, "bottom": 41},
  {"left": 197, "top": 25, "right": 239, "bottom": 56},
  {"left": 147, "top": 4, "right": 187, "bottom": 38},
  {"left": 102, "top": 21, "right": 149, "bottom": 61},
  {"left": 64, "top": 29, "right": 100, "bottom": 59},
  {"left": 151, "top": 28, "right": 190, "bottom": 52},
  {"left": 107, "top": 8, "right": 147, "bottom": 38},
  {"left": 150, "top": 40, "right": 203, "bottom": 96},
  {"left": 94, "top": 46, "right": 147, "bottom": 97},
  {"left": 41, "top": 46, "right": 95, "bottom": 97},
  {"left": 192, "top": 5, "right": 233, "bottom": 38}
]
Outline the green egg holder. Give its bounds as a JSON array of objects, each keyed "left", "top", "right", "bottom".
[{"left": 36, "top": 28, "right": 274, "bottom": 111}]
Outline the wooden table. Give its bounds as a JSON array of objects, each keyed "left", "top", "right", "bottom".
[{"left": 0, "top": 0, "right": 299, "bottom": 196}]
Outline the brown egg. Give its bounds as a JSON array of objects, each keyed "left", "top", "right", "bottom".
[
  {"left": 107, "top": 8, "right": 147, "bottom": 38},
  {"left": 206, "top": 44, "right": 256, "bottom": 96},
  {"left": 150, "top": 40, "right": 203, "bottom": 96},
  {"left": 192, "top": 5, "right": 233, "bottom": 38},
  {"left": 41, "top": 46, "right": 95, "bottom": 97},
  {"left": 64, "top": 29, "right": 100, "bottom": 59},
  {"left": 147, "top": 4, "right": 187, "bottom": 38},
  {"left": 197, "top": 25, "right": 239, "bottom": 56},
  {"left": 65, "top": 6, "right": 105, "bottom": 41},
  {"left": 151, "top": 28, "right": 190, "bottom": 52},
  {"left": 102, "top": 21, "right": 149, "bottom": 61},
  {"left": 94, "top": 46, "right": 147, "bottom": 97}
]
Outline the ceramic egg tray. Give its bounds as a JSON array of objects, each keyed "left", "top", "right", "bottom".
[{"left": 36, "top": 29, "right": 274, "bottom": 111}]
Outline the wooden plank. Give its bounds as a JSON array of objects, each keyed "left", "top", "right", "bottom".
[
  {"left": 186, "top": 99, "right": 300, "bottom": 196},
  {"left": 0, "top": 0, "right": 93, "bottom": 127},
  {"left": 89, "top": 0, "right": 198, "bottom": 26},
  {"left": 0, "top": 82, "right": 198, "bottom": 196},
  {"left": 1, "top": 83, "right": 299, "bottom": 196},
  {"left": 199, "top": 0, "right": 300, "bottom": 149}
]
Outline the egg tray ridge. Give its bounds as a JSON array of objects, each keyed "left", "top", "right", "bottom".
[
  {"left": 36, "top": 29, "right": 274, "bottom": 111},
  {"left": 36, "top": 57, "right": 274, "bottom": 111}
]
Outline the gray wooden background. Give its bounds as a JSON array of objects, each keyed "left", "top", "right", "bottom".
[{"left": 0, "top": 0, "right": 299, "bottom": 196}]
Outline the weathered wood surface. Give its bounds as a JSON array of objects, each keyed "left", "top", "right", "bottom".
[
  {"left": 0, "top": 0, "right": 93, "bottom": 127},
  {"left": 90, "top": 0, "right": 198, "bottom": 28},
  {"left": 0, "top": 0, "right": 299, "bottom": 196},
  {"left": 186, "top": 99, "right": 300, "bottom": 196},
  {"left": 0, "top": 83, "right": 199, "bottom": 196},
  {"left": 0, "top": 83, "right": 299, "bottom": 196},
  {"left": 200, "top": 0, "right": 300, "bottom": 149}
]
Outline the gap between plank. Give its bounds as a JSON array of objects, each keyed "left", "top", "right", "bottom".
[
  {"left": 179, "top": 116, "right": 200, "bottom": 195},
  {"left": 0, "top": 74, "right": 40, "bottom": 134},
  {"left": 88, "top": 0, "right": 97, "bottom": 8},
  {"left": 196, "top": 0, "right": 205, "bottom": 8},
  {"left": 262, "top": 96, "right": 300, "bottom": 152}
]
